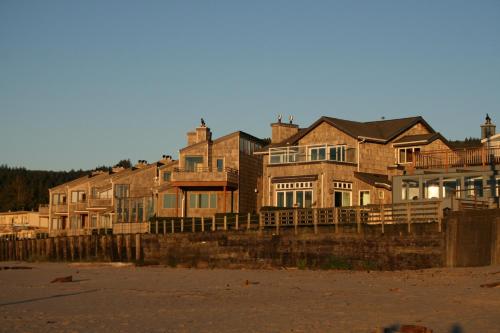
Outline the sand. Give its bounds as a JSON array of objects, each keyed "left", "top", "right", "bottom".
[{"left": 1, "top": 262, "right": 499, "bottom": 333}]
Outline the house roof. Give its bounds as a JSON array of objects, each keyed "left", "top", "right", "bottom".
[
  {"left": 257, "top": 116, "right": 436, "bottom": 153},
  {"left": 354, "top": 172, "right": 392, "bottom": 189},
  {"left": 392, "top": 133, "right": 450, "bottom": 147}
]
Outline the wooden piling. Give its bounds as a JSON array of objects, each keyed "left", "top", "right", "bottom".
[{"left": 135, "top": 234, "right": 141, "bottom": 261}]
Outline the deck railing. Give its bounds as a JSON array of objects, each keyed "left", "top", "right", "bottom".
[
  {"left": 268, "top": 144, "right": 357, "bottom": 165},
  {"left": 172, "top": 167, "right": 239, "bottom": 184},
  {"left": 413, "top": 146, "right": 500, "bottom": 170}
]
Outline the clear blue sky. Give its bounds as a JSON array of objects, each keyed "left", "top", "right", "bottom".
[{"left": 1, "top": 0, "right": 499, "bottom": 171}]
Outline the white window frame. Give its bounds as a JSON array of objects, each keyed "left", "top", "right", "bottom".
[
  {"left": 397, "top": 146, "right": 421, "bottom": 164},
  {"left": 359, "top": 190, "right": 370, "bottom": 206}
]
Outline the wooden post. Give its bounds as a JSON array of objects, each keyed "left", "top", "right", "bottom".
[
  {"left": 313, "top": 209, "right": 318, "bottom": 234},
  {"left": 247, "top": 213, "right": 251, "bottom": 230},
  {"left": 163, "top": 221, "right": 166, "bottom": 235},
  {"left": 181, "top": 218, "right": 184, "bottom": 232},
  {"left": 356, "top": 206, "right": 361, "bottom": 234},
  {"left": 258, "top": 213, "right": 263, "bottom": 235},
  {"left": 201, "top": 216, "right": 205, "bottom": 232},
  {"left": 380, "top": 204, "right": 385, "bottom": 234},
  {"left": 212, "top": 215, "right": 216, "bottom": 231},
  {"left": 78, "top": 236, "right": 83, "bottom": 260},
  {"left": 293, "top": 209, "right": 298, "bottom": 235},
  {"left": 192, "top": 217, "right": 195, "bottom": 233},
  {"left": 223, "top": 215, "right": 227, "bottom": 231},
  {"left": 155, "top": 220, "right": 159, "bottom": 234},
  {"left": 70, "top": 237, "right": 75, "bottom": 261},
  {"left": 406, "top": 202, "right": 411, "bottom": 233},
  {"left": 135, "top": 234, "right": 141, "bottom": 261},
  {"left": 334, "top": 208, "right": 339, "bottom": 234},
  {"left": 235, "top": 214, "right": 239, "bottom": 231},
  {"left": 116, "top": 235, "right": 122, "bottom": 261},
  {"left": 171, "top": 219, "right": 175, "bottom": 234},
  {"left": 125, "top": 235, "right": 131, "bottom": 261},
  {"left": 275, "top": 211, "right": 280, "bottom": 235}
]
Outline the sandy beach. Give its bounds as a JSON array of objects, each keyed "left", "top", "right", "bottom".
[{"left": 1, "top": 262, "right": 499, "bottom": 333}]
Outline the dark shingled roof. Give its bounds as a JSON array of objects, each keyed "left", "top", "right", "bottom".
[
  {"left": 354, "top": 172, "right": 392, "bottom": 189},
  {"left": 256, "top": 116, "right": 437, "bottom": 153}
]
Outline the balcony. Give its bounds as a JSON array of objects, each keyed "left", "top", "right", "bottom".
[
  {"left": 38, "top": 204, "right": 49, "bottom": 216},
  {"left": 171, "top": 167, "right": 239, "bottom": 187},
  {"left": 70, "top": 201, "right": 88, "bottom": 212},
  {"left": 413, "top": 147, "right": 500, "bottom": 170},
  {"left": 88, "top": 197, "right": 113, "bottom": 208},
  {"left": 268, "top": 144, "right": 357, "bottom": 165},
  {"left": 52, "top": 204, "right": 68, "bottom": 214}
]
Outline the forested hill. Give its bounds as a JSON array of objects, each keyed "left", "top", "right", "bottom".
[{"left": 0, "top": 165, "right": 89, "bottom": 212}]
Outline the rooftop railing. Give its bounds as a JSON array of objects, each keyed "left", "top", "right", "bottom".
[
  {"left": 413, "top": 146, "right": 500, "bottom": 170},
  {"left": 172, "top": 167, "right": 239, "bottom": 184},
  {"left": 268, "top": 144, "right": 357, "bottom": 165}
]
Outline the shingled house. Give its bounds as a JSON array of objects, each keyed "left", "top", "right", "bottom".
[
  {"left": 157, "top": 121, "right": 265, "bottom": 218},
  {"left": 256, "top": 116, "right": 452, "bottom": 209}
]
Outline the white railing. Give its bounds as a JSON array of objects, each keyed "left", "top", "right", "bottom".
[{"left": 269, "top": 144, "right": 357, "bottom": 165}]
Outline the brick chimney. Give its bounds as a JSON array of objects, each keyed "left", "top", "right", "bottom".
[
  {"left": 187, "top": 118, "right": 212, "bottom": 145},
  {"left": 271, "top": 115, "right": 299, "bottom": 144}
]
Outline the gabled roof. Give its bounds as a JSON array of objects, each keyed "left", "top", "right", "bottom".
[
  {"left": 258, "top": 116, "right": 436, "bottom": 153},
  {"left": 392, "top": 133, "right": 451, "bottom": 147}
]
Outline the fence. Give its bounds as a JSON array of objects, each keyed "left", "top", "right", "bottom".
[
  {"left": 261, "top": 200, "right": 443, "bottom": 234},
  {"left": 146, "top": 213, "right": 260, "bottom": 234}
]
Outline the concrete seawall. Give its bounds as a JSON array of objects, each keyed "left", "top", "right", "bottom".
[{"left": 1, "top": 210, "right": 499, "bottom": 270}]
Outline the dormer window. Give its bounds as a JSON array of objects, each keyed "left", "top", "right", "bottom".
[
  {"left": 163, "top": 171, "right": 171, "bottom": 182},
  {"left": 398, "top": 147, "right": 421, "bottom": 164}
]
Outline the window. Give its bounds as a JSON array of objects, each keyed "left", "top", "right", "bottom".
[
  {"left": 185, "top": 156, "right": 203, "bottom": 172},
  {"left": 402, "top": 180, "right": 420, "bottom": 200},
  {"left": 359, "top": 191, "right": 370, "bottom": 206},
  {"left": 329, "top": 146, "right": 346, "bottom": 162},
  {"left": 398, "top": 147, "right": 421, "bottom": 164},
  {"left": 334, "top": 191, "right": 352, "bottom": 207},
  {"left": 163, "top": 171, "right": 171, "bottom": 182},
  {"left": 71, "top": 191, "right": 86, "bottom": 203},
  {"left": 333, "top": 181, "right": 352, "bottom": 190},
  {"left": 465, "top": 177, "right": 483, "bottom": 198},
  {"left": 52, "top": 193, "right": 66, "bottom": 205},
  {"left": 163, "top": 194, "right": 179, "bottom": 209},
  {"left": 189, "top": 192, "right": 217, "bottom": 209},
  {"left": 276, "top": 189, "right": 313, "bottom": 208},
  {"left": 216, "top": 159, "right": 224, "bottom": 172},
  {"left": 115, "top": 184, "right": 130, "bottom": 198},
  {"left": 443, "top": 178, "right": 460, "bottom": 198},
  {"left": 310, "top": 147, "right": 326, "bottom": 161},
  {"left": 424, "top": 178, "right": 440, "bottom": 199}
]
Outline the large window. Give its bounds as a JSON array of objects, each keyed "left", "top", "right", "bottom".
[
  {"left": 189, "top": 193, "right": 217, "bottom": 209},
  {"left": 424, "top": 178, "right": 440, "bottom": 199},
  {"left": 465, "top": 177, "right": 483, "bottom": 198},
  {"left": 115, "top": 184, "right": 130, "bottom": 198},
  {"left": 310, "top": 147, "right": 326, "bottom": 161},
  {"left": 185, "top": 156, "right": 203, "bottom": 172},
  {"left": 398, "top": 147, "right": 421, "bottom": 164},
  {"left": 163, "top": 194, "right": 180, "bottom": 209},
  {"left": 52, "top": 193, "right": 66, "bottom": 205},
  {"left": 71, "top": 191, "right": 86, "bottom": 203},
  {"left": 402, "top": 180, "right": 420, "bottom": 200},
  {"left": 443, "top": 178, "right": 459, "bottom": 198},
  {"left": 276, "top": 182, "right": 313, "bottom": 208},
  {"left": 329, "top": 146, "right": 346, "bottom": 162}
]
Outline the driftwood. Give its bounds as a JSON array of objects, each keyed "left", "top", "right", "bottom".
[
  {"left": 372, "top": 325, "right": 433, "bottom": 333},
  {"left": 480, "top": 281, "right": 500, "bottom": 288},
  {"left": 50, "top": 275, "right": 73, "bottom": 283}
]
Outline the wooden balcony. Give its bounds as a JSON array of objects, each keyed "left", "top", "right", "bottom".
[
  {"left": 171, "top": 167, "right": 239, "bottom": 188},
  {"left": 88, "top": 198, "right": 113, "bottom": 208},
  {"left": 70, "top": 201, "right": 88, "bottom": 212},
  {"left": 52, "top": 204, "right": 68, "bottom": 214},
  {"left": 38, "top": 204, "right": 49, "bottom": 216},
  {"left": 412, "top": 147, "right": 500, "bottom": 170}
]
